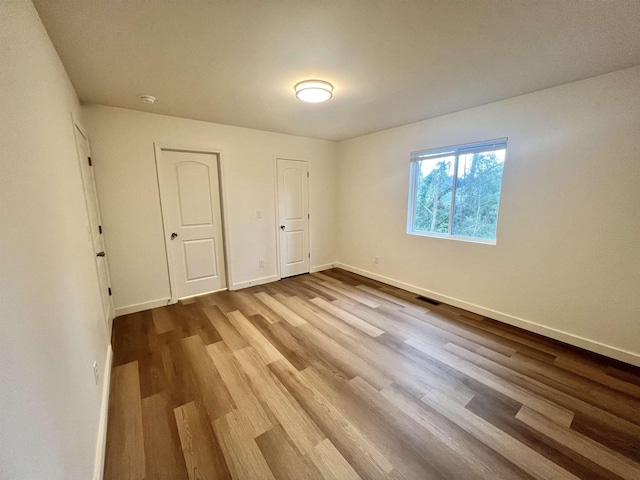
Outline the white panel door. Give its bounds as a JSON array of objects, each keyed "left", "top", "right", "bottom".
[
  {"left": 277, "top": 159, "right": 309, "bottom": 278},
  {"left": 159, "top": 149, "right": 226, "bottom": 299},
  {"left": 74, "top": 125, "right": 114, "bottom": 335}
]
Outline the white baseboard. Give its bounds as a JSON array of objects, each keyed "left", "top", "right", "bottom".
[
  {"left": 230, "top": 274, "right": 280, "bottom": 291},
  {"left": 335, "top": 263, "right": 640, "bottom": 367},
  {"left": 311, "top": 263, "right": 336, "bottom": 273},
  {"left": 93, "top": 344, "right": 113, "bottom": 480},
  {"left": 229, "top": 265, "right": 336, "bottom": 290},
  {"left": 177, "top": 287, "right": 228, "bottom": 301},
  {"left": 114, "top": 297, "right": 171, "bottom": 316}
]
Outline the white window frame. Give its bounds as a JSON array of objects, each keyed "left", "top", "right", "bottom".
[{"left": 407, "top": 138, "right": 507, "bottom": 245}]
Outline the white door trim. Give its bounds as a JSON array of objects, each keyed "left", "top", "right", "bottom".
[
  {"left": 154, "top": 143, "right": 232, "bottom": 303},
  {"left": 274, "top": 156, "right": 311, "bottom": 279}
]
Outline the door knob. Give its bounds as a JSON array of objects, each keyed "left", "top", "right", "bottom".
[
  {"left": 171, "top": 232, "right": 178, "bottom": 240},
  {"left": 96, "top": 251, "right": 106, "bottom": 257},
  {"left": 280, "top": 225, "right": 285, "bottom": 231}
]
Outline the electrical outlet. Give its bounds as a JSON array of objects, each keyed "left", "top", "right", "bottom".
[
  {"left": 374, "top": 256, "right": 379, "bottom": 264},
  {"left": 92, "top": 360, "right": 99, "bottom": 385},
  {"left": 256, "top": 210, "right": 263, "bottom": 219},
  {"left": 259, "top": 259, "right": 265, "bottom": 268}
]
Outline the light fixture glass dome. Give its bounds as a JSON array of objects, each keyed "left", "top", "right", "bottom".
[{"left": 294, "top": 80, "right": 333, "bottom": 103}]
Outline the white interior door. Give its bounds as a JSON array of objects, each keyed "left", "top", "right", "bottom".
[
  {"left": 74, "top": 125, "right": 114, "bottom": 335},
  {"left": 158, "top": 149, "right": 227, "bottom": 299},
  {"left": 277, "top": 159, "right": 310, "bottom": 278}
]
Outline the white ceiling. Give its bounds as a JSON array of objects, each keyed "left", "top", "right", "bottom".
[{"left": 34, "top": 0, "right": 640, "bottom": 141}]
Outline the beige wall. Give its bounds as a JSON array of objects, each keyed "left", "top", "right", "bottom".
[
  {"left": 0, "top": 2, "right": 110, "bottom": 479},
  {"left": 336, "top": 66, "right": 640, "bottom": 365},
  {"left": 82, "top": 105, "right": 338, "bottom": 314}
]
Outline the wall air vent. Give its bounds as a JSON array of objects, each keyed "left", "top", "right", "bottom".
[{"left": 417, "top": 295, "right": 441, "bottom": 306}]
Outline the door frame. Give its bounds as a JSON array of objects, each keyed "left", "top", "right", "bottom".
[
  {"left": 154, "top": 143, "right": 232, "bottom": 303},
  {"left": 71, "top": 115, "right": 115, "bottom": 337},
  {"left": 273, "top": 156, "right": 311, "bottom": 280}
]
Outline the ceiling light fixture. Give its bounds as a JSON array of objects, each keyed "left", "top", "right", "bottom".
[
  {"left": 294, "top": 80, "right": 333, "bottom": 103},
  {"left": 140, "top": 95, "right": 156, "bottom": 104}
]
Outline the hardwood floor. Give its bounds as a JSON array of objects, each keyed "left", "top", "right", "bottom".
[{"left": 104, "top": 269, "right": 640, "bottom": 480}]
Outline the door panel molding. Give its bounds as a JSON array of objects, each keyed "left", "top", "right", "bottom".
[{"left": 155, "top": 144, "right": 231, "bottom": 303}]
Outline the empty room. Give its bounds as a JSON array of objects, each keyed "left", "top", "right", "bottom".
[{"left": 2, "top": 1, "right": 640, "bottom": 479}]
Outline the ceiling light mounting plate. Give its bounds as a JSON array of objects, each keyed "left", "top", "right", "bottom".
[
  {"left": 140, "top": 95, "right": 156, "bottom": 104},
  {"left": 294, "top": 80, "right": 333, "bottom": 103}
]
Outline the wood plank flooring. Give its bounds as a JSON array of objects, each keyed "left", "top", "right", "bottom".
[{"left": 104, "top": 269, "right": 640, "bottom": 480}]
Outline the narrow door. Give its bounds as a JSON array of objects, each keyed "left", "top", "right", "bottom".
[
  {"left": 74, "top": 125, "right": 114, "bottom": 334},
  {"left": 277, "top": 159, "right": 310, "bottom": 278},
  {"left": 158, "top": 149, "right": 227, "bottom": 299}
]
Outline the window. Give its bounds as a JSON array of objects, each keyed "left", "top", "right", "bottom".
[{"left": 407, "top": 138, "right": 507, "bottom": 244}]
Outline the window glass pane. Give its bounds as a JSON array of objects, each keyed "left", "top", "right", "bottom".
[
  {"left": 413, "top": 156, "right": 455, "bottom": 234},
  {"left": 451, "top": 149, "right": 505, "bottom": 240}
]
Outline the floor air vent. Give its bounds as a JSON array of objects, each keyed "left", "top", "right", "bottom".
[{"left": 417, "top": 295, "right": 441, "bottom": 306}]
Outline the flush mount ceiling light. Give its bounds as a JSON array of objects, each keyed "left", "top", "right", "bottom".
[
  {"left": 140, "top": 95, "right": 156, "bottom": 104},
  {"left": 294, "top": 80, "right": 333, "bottom": 103}
]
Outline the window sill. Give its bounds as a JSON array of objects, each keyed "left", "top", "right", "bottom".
[{"left": 406, "top": 230, "right": 497, "bottom": 245}]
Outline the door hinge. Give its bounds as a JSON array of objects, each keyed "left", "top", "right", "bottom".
[
  {"left": 98, "top": 225, "right": 102, "bottom": 234},
  {"left": 307, "top": 171, "right": 309, "bottom": 178},
  {"left": 88, "top": 156, "right": 92, "bottom": 166},
  {"left": 307, "top": 213, "right": 310, "bottom": 219},
  {"left": 308, "top": 252, "right": 310, "bottom": 258},
  {"left": 108, "top": 287, "right": 112, "bottom": 296}
]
